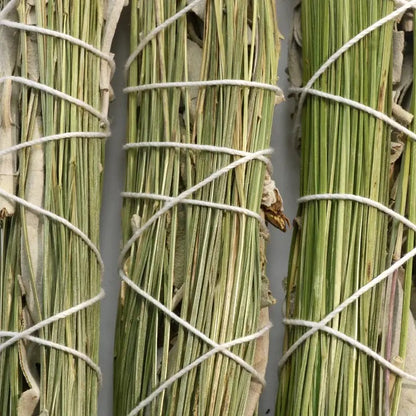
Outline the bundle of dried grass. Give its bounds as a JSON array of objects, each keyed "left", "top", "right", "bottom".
[
  {"left": 114, "top": 1, "right": 282, "bottom": 414},
  {"left": 0, "top": 1, "right": 123, "bottom": 414},
  {"left": 278, "top": 1, "right": 416, "bottom": 415}
]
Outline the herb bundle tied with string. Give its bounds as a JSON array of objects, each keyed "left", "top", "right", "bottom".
[
  {"left": 277, "top": 1, "right": 416, "bottom": 415},
  {"left": 114, "top": 1, "right": 283, "bottom": 415},
  {"left": 0, "top": 1, "right": 122, "bottom": 414}
]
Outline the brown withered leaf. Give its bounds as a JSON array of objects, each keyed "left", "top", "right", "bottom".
[{"left": 261, "top": 188, "right": 290, "bottom": 232}]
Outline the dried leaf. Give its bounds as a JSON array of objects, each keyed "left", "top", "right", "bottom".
[
  {"left": 187, "top": 0, "right": 206, "bottom": 20},
  {"left": 388, "top": 277, "right": 416, "bottom": 415},
  {"left": 392, "top": 102, "right": 414, "bottom": 126},
  {"left": 17, "top": 388, "right": 39, "bottom": 416},
  {"left": 393, "top": 30, "right": 404, "bottom": 85}
]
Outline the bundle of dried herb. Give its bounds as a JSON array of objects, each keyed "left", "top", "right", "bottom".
[
  {"left": 114, "top": 1, "right": 281, "bottom": 414},
  {"left": 0, "top": 1, "right": 123, "bottom": 414},
  {"left": 277, "top": 1, "right": 399, "bottom": 414}
]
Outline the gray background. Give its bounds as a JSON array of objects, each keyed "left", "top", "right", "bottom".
[{"left": 98, "top": 1, "right": 299, "bottom": 414}]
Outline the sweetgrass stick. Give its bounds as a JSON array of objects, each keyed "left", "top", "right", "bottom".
[
  {"left": 114, "top": 1, "right": 281, "bottom": 414},
  {"left": 277, "top": 1, "right": 395, "bottom": 415},
  {"left": 0, "top": 1, "right": 122, "bottom": 414}
]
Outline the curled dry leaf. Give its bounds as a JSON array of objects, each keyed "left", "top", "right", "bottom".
[
  {"left": 187, "top": 0, "right": 206, "bottom": 20},
  {"left": 393, "top": 30, "right": 404, "bottom": 85},
  {"left": 261, "top": 169, "right": 290, "bottom": 232},
  {"left": 0, "top": 6, "right": 18, "bottom": 217},
  {"left": 186, "top": 39, "right": 203, "bottom": 122},
  {"left": 392, "top": 102, "right": 414, "bottom": 127}
]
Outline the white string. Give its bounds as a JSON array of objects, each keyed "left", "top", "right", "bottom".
[
  {"left": 279, "top": 193, "right": 416, "bottom": 380},
  {"left": 290, "top": 87, "right": 416, "bottom": 143},
  {"left": 0, "top": 184, "right": 104, "bottom": 378},
  {"left": 293, "top": 0, "right": 416, "bottom": 135},
  {"left": 121, "top": 2, "right": 280, "bottom": 411},
  {"left": 0, "top": 186, "right": 104, "bottom": 379},
  {"left": 124, "top": 79, "right": 284, "bottom": 96},
  {"left": 302, "top": 0, "right": 416, "bottom": 93},
  {"left": 0, "top": 291, "right": 104, "bottom": 376},
  {"left": 119, "top": 148, "right": 273, "bottom": 411},
  {"left": 122, "top": 142, "right": 274, "bottom": 225},
  {"left": 0, "top": 0, "right": 108, "bottom": 383},
  {"left": 0, "top": 131, "right": 109, "bottom": 158},
  {"left": 0, "top": 0, "right": 18, "bottom": 20},
  {"left": 119, "top": 145, "right": 272, "bottom": 411},
  {"left": 0, "top": 289, "right": 104, "bottom": 367},
  {"left": 122, "top": 191, "right": 264, "bottom": 224},
  {"left": 0, "top": 1, "right": 115, "bottom": 72},
  {"left": 0, "top": 187, "right": 104, "bottom": 378},
  {"left": 127, "top": 322, "right": 272, "bottom": 416},
  {"left": 123, "top": 141, "right": 271, "bottom": 164},
  {"left": 119, "top": 148, "right": 272, "bottom": 264},
  {"left": 395, "top": 0, "right": 414, "bottom": 6},
  {"left": 124, "top": 0, "right": 204, "bottom": 72},
  {"left": 120, "top": 270, "right": 266, "bottom": 386},
  {"left": 0, "top": 76, "right": 107, "bottom": 124},
  {"left": 299, "top": 193, "right": 416, "bottom": 233},
  {"left": 281, "top": 0, "right": 416, "bottom": 382},
  {"left": 0, "top": 188, "right": 104, "bottom": 271},
  {"left": 0, "top": 20, "right": 114, "bottom": 69},
  {"left": 280, "top": 242, "right": 416, "bottom": 368},
  {"left": 0, "top": 331, "right": 102, "bottom": 384},
  {"left": 283, "top": 319, "right": 416, "bottom": 384}
]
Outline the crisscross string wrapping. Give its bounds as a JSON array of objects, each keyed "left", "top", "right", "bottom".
[
  {"left": 0, "top": 19, "right": 114, "bottom": 70},
  {"left": 281, "top": 0, "right": 416, "bottom": 386},
  {"left": 0, "top": 1, "right": 115, "bottom": 384},
  {"left": 122, "top": 142, "right": 273, "bottom": 228},
  {"left": 120, "top": 1, "right": 282, "bottom": 413},
  {"left": 292, "top": 0, "right": 416, "bottom": 137},
  {"left": 120, "top": 147, "right": 274, "bottom": 414},
  {"left": 124, "top": 0, "right": 205, "bottom": 73}
]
